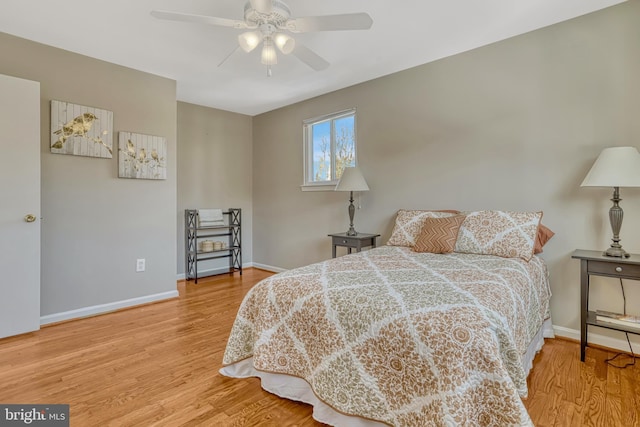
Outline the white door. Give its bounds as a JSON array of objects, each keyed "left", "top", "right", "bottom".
[{"left": 0, "top": 74, "right": 40, "bottom": 338}]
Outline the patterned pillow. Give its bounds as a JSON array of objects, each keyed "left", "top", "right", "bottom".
[
  {"left": 413, "top": 215, "right": 466, "bottom": 254},
  {"left": 387, "top": 209, "right": 460, "bottom": 247},
  {"left": 534, "top": 223, "right": 555, "bottom": 254},
  {"left": 454, "top": 210, "right": 543, "bottom": 261}
]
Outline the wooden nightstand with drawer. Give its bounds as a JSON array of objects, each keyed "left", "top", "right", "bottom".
[
  {"left": 328, "top": 233, "right": 380, "bottom": 258},
  {"left": 571, "top": 249, "right": 640, "bottom": 362}
]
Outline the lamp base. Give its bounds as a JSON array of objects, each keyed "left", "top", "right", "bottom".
[
  {"left": 604, "top": 187, "right": 631, "bottom": 258},
  {"left": 345, "top": 191, "right": 358, "bottom": 236},
  {"left": 603, "top": 247, "right": 631, "bottom": 258}
]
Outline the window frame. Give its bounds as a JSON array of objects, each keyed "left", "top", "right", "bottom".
[{"left": 301, "top": 108, "right": 357, "bottom": 191}]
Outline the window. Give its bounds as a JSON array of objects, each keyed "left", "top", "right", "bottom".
[{"left": 302, "top": 108, "right": 357, "bottom": 189}]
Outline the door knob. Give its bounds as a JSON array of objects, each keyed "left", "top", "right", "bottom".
[{"left": 24, "top": 214, "right": 36, "bottom": 223}]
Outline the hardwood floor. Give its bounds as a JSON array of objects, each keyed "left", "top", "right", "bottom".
[
  {"left": 525, "top": 339, "right": 640, "bottom": 427},
  {"left": 0, "top": 268, "right": 638, "bottom": 426}
]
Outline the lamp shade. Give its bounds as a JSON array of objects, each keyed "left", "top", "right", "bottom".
[
  {"left": 581, "top": 146, "right": 640, "bottom": 188},
  {"left": 261, "top": 38, "right": 277, "bottom": 65},
  {"left": 238, "top": 31, "right": 261, "bottom": 53},
  {"left": 274, "top": 33, "right": 295, "bottom": 55},
  {"left": 335, "top": 167, "right": 369, "bottom": 192}
]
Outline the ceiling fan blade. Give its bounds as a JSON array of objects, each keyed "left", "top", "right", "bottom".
[
  {"left": 287, "top": 13, "right": 373, "bottom": 33},
  {"left": 250, "top": 0, "right": 272, "bottom": 15},
  {"left": 151, "top": 10, "right": 248, "bottom": 29},
  {"left": 292, "top": 45, "right": 329, "bottom": 71}
]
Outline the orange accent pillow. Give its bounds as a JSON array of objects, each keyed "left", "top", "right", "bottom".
[
  {"left": 413, "top": 215, "right": 466, "bottom": 254},
  {"left": 387, "top": 209, "right": 461, "bottom": 247},
  {"left": 534, "top": 224, "right": 555, "bottom": 254}
]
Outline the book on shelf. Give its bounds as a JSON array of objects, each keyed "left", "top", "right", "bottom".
[{"left": 595, "top": 310, "right": 640, "bottom": 329}]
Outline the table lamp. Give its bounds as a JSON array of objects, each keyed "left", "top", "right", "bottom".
[
  {"left": 335, "top": 167, "right": 369, "bottom": 236},
  {"left": 581, "top": 146, "right": 640, "bottom": 257}
]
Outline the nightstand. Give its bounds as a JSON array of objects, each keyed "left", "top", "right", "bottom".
[
  {"left": 328, "top": 232, "right": 380, "bottom": 258},
  {"left": 571, "top": 249, "right": 640, "bottom": 362}
]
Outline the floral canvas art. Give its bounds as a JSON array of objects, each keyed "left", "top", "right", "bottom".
[
  {"left": 50, "top": 100, "right": 113, "bottom": 158},
  {"left": 118, "top": 131, "right": 167, "bottom": 180}
]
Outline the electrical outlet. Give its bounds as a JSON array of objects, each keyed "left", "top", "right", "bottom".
[{"left": 136, "top": 258, "right": 145, "bottom": 272}]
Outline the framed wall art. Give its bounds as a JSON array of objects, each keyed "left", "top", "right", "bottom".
[
  {"left": 118, "top": 131, "right": 167, "bottom": 180},
  {"left": 50, "top": 100, "right": 113, "bottom": 158}
]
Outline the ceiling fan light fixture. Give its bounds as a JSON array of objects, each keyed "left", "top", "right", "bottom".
[
  {"left": 238, "top": 31, "right": 261, "bottom": 52},
  {"left": 261, "top": 38, "right": 278, "bottom": 65},
  {"left": 153, "top": 1, "right": 374, "bottom": 74},
  {"left": 274, "top": 33, "right": 295, "bottom": 55}
]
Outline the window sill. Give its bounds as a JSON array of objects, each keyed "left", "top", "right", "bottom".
[{"left": 300, "top": 184, "right": 337, "bottom": 192}]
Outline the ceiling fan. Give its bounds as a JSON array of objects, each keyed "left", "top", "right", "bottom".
[{"left": 151, "top": 0, "right": 373, "bottom": 76}]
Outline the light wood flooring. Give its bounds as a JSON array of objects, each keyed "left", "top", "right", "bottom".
[{"left": 0, "top": 268, "right": 638, "bottom": 426}]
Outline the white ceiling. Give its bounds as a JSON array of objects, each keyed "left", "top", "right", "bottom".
[{"left": 0, "top": 0, "right": 625, "bottom": 116}]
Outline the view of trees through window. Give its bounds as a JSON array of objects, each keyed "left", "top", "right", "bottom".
[{"left": 310, "top": 113, "right": 355, "bottom": 183}]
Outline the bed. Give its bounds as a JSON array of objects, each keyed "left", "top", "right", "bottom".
[{"left": 221, "top": 210, "right": 554, "bottom": 426}]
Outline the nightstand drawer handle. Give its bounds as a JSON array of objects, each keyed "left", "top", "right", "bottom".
[
  {"left": 342, "top": 240, "right": 348, "bottom": 244},
  {"left": 616, "top": 266, "right": 623, "bottom": 272}
]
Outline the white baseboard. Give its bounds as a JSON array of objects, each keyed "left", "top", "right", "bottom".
[
  {"left": 176, "top": 262, "right": 255, "bottom": 281},
  {"left": 40, "top": 290, "right": 179, "bottom": 325},
  {"left": 252, "top": 263, "right": 287, "bottom": 273},
  {"left": 553, "top": 325, "right": 640, "bottom": 353},
  {"left": 38, "top": 290, "right": 640, "bottom": 354}
]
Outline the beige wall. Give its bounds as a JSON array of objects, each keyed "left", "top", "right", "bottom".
[
  {"left": 0, "top": 32, "right": 177, "bottom": 317},
  {"left": 253, "top": 1, "right": 640, "bottom": 346},
  {"left": 177, "top": 102, "right": 253, "bottom": 275},
  {"left": 1, "top": 2, "right": 638, "bottom": 347}
]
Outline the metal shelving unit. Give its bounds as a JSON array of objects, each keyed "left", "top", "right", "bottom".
[{"left": 185, "top": 208, "right": 242, "bottom": 283}]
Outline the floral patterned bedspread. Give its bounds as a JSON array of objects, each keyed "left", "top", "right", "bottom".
[{"left": 222, "top": 246, "right": 551, "bottom": 426}]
